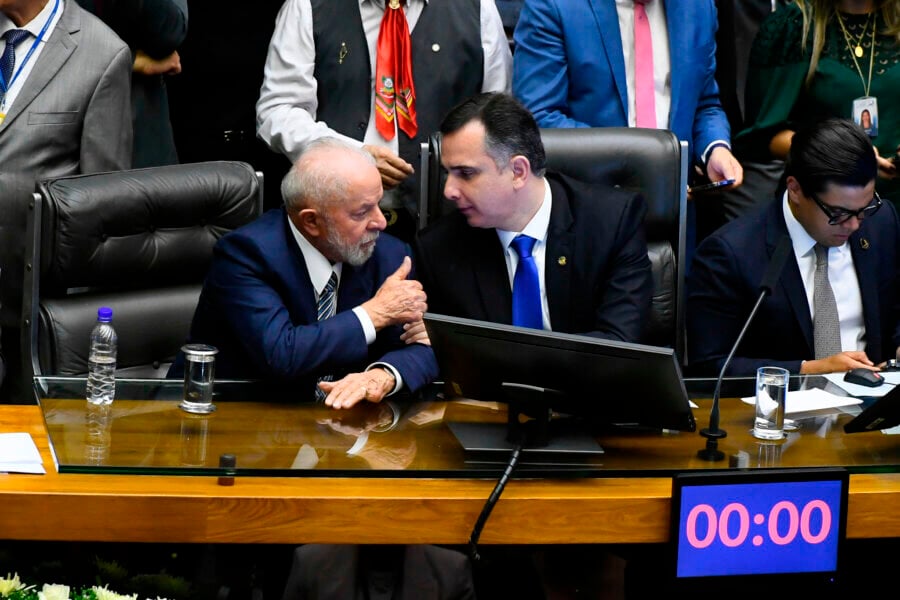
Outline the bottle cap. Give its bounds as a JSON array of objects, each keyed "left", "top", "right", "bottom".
[{"left": 97, "top": 306, "right": 113, "bottom": 322}]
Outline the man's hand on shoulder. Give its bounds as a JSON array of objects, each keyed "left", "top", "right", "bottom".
[
  {"left": 319, "top": 368, "right": 396, "bottom": 410},
  {"left": 362, "top": 144, "right": 414, "bottom": 190},
  {"left": 799, "top": 351, "right": 875, "bottom": 375},
  {"left": 362, "top": 256, "right": 427, "bottom": 330}
]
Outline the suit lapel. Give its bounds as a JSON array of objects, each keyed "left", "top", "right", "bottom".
[
  {"left": 849, "top": 226, "right": 881, "bottom": 355},
  {"left": 278, "top": 211, "right": 319, "bottom": 320},
  {"left": 767, "top": 202, "right": 814, "bottom": 352},
  {"left": 0, "top": 1, "right": 78, "bottom": 133},
  {"left": 589, "top": 0, "right": 628, "bottom": 119},
  {"left": 471, "top": 228, "right": 512, "bottom": 323},
  {"left": 664, "top": 2, "right": 682, "bottom": 129},
  {"left": 545, "top": 177, "right": 574, "bottom": 331}
]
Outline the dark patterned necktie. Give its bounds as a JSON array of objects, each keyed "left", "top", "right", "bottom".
[
  {"left": 314, "top": 271, "right": 339, "bottom": 402},
  {"left": 1, "top": 29, "right": 31, "bottom": 94},
  {"left": 813, "top": 244, "right": 842, "bottom": 359}
]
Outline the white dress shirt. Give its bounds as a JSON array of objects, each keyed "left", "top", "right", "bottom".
[
  {"left": 496, "top": 178, "right": 553, "bottom": 330},
  {"left": 614, "top": 0, "right": 670, "bottom": 131},
  {"left": 0, "top": 0, "right": 64, "bottom": 114},
  {"left": 288, "top": 217, "right": 404, "bottom": 392},
  {"left": 782, "top": 194, "right": 866, "bottom": 353},
  {"left": 256, "top": 0, "right": 512, "bottom": 205},
  {"left": 614, "top": 0, "right": 727, "bottom": 163}
]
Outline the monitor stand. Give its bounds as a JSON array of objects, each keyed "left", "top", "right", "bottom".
[{"left": 448, "top": 382, "right": 604, "bottom": 466}]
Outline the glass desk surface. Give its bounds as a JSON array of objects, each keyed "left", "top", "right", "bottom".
[{"left": 33, "top": 375, "right": 900, "bottom": 478}]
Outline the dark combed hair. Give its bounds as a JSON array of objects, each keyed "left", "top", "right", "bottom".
[
  {"left": 784, "top": 118, "right": 877, "bottom": 197},
  {"left": 439, "top": 92, "right": 547, "bottom": 176}
]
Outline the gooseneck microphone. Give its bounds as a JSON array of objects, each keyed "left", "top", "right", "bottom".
[{"left": 698, "top": 235, "right": 793, "bottom": 461}]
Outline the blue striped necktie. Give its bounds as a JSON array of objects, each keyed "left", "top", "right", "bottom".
[
  {"left": 510, "top": 235, "right": 543, "bottom": 329},
  {"left": 314, "top": 271, "right": 338, "bottom": 402}
]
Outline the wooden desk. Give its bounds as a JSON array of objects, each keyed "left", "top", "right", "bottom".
[{"left": 3, "top": 399, "right": 900, "bottom": 544}]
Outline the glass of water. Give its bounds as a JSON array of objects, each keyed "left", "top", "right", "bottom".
[
  {"left": 179, "top": 344, "right": 218, "bottom": 414},
  {"left": 752, "top": 366, "right": 789, "bottom": 440}
]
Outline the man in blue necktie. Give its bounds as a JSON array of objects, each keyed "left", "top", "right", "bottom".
[{"left": 413, "top": 92, "right": 652, "bottom": 341}]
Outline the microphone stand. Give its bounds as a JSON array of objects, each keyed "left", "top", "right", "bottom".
[
  {"left": 697, "top": 290, "right": 769, "bottom": 461},
  {"left": 697, "top": 234, "right": 792, "bottom": 461}
]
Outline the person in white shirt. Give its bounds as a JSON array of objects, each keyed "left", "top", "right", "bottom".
[{"left": 256, "top": 0, "right": 512, "bottom": 242}]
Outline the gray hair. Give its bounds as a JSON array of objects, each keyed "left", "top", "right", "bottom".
[{"left": 281, "top": 138, "right": 376, "bottom": 211}]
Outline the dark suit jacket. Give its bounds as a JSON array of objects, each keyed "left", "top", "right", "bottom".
[
  {"left": 181, "top": 209, "right": 438, "bottom": 396},
  {"left": 77, "top": 0, "right": 189, "bottom": 167},
  {"left": 281, "top": 544, "right": 476, "bottom": 600},
  {"left": 413, "top": 173, "right": 652, "bottom": 342},
  {"left": 687, "top": 198, "right": 900, "bottom": 376},
  {"left": 512, "top": 0, "right": 730, "bottom": 165}
]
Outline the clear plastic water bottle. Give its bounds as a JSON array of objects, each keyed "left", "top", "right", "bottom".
[{"left": 86, "top": 306, "right": 117, "bottom": 405}]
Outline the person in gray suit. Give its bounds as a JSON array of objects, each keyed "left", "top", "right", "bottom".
[{"left": 0, "top": 0, "right": 132, "bottom": 403}]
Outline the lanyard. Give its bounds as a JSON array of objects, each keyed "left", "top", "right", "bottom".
[{"left": 0, "top": 0, "right": 60, "bottom": 93}]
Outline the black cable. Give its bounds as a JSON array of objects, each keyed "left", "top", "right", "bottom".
[{"left": 468, "top": 440, "right": 524, "bottom": 562}]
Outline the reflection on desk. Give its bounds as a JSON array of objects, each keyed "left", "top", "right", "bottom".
[
  {"left": 5, "top": 379, "right": 900, "bottom": 544},
  {"left": 32, "top": 376, "right": 900, "bottom": 478}
]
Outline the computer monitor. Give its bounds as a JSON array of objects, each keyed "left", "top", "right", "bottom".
[
  {"left": 844, "top": 383, "right": 900, "bottom": 433},
  {"left": 424, "top": 313, "right": 696, "bottom": 433}
]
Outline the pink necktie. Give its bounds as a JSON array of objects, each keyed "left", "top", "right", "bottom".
[{"left": 633, "top": 0, "right": 656, "bottom": 128}]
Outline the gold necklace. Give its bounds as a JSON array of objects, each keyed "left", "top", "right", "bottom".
[
  {"left": 837, "top": 11, "right": 873, "bottom": 58},
  {"left": 836, "top": 10, "right": 877, "bottom": 96}
]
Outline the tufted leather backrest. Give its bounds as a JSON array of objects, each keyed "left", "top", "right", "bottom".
[
  {"left": 23, "top": 161, "right": 263, "bottom": 381},
  {"left": 418, "top": 127, "right": 687, "bottom": 361}
]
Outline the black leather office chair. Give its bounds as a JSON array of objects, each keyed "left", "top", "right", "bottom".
[
  {"left": 418, "top": 127, "right": 688, "bottom": 361},
  {"left": 22, "top": 161, "right": 263, "bottom": 384}
]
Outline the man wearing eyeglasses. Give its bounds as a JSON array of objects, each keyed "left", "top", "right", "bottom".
[{"left": 687, "top": 118, "right": 900, "bottom": 377}]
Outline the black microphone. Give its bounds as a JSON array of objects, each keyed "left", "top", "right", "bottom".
[{"left": 698, "top": 234, "right": 793, "bottom": 461}]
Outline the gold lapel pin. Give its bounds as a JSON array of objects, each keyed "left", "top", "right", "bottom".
[
  {"left": 339, "top": 42, "right": 348, "bottom": 65},
  {"left": 557, "top": 256, "right": 567, "bottom": 266},
  {"left": 860, "top": 238, "right": 870, "bottom": 250}
]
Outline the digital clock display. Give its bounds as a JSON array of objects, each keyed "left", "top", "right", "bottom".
[{"left": 672, "top": 469, "right": 848, "bottom": 579}]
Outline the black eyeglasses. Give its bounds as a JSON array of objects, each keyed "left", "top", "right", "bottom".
[{"left": 811, "top": 191, "right": 882, "bottom": 225}]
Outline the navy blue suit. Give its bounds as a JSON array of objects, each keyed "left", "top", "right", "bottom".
[
  {"left": 512, "top": 0, "right": 729, "bottom": 165},
  {"left": 180, "top": 209, "right": 438, "bottom": 396},
  {"left": 687, "top": 198, "right": 900, "bottom": 376},
  {"left": 413, "top": 173, "right": 652, "bottom": 342}
]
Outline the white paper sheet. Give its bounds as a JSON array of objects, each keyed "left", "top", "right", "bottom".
[
  {"left": 0, "top": 432, "right": 46, "bottom": 474},
  {"left": 822, "top": 372, "right": 900, "bottom": 398},
  {"left": 741, "top": 388, "right": 863, "bottom": 415}
]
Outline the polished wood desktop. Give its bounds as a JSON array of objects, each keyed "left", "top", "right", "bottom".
[{"left": 2, "top": 378, "right": 900, "bottom": 544}]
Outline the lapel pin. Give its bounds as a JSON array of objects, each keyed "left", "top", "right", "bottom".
[
  {"left": 557, "top": 256, "right": 567, "bottom": 266},
  {"left": 339, "top": 42, "right": 348, "bottom": 65},
  {"left": 432, "top": 43, "right": 441, "bottom": 52},
  {"left": 860, "top": 238, "right": 870, "bottom": 250}
]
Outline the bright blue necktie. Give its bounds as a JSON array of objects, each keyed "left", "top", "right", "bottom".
[{"left": 510, "top": 235, "right": 542, "bottom": 329}]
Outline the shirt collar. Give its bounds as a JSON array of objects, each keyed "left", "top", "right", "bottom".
[
  {"left": 496, "top": 178, "right": 553, "bottom": 250},
  {"left": 287, "top": 213, "right": 343, "bottom": 295},
  {"left": 0, "top": 0, "right": 61, "bottom": 38},
  {"left": 781, "top": 191, "right": 850, "bottom": 258},
  {"left": 360, "top": 0, "right": 428, "bottom": 7}
]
